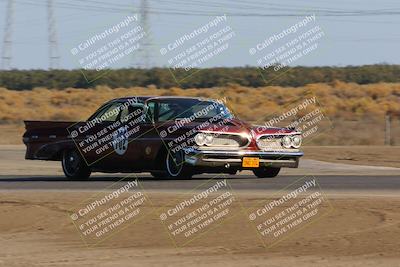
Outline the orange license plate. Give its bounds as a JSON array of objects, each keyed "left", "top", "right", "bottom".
[{"left": 242, "top": 157, "right": 260, "bottom": 168}]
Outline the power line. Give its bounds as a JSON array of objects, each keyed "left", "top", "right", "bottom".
[
  {"left": 2, "top": 0, "right": 400, "bottom": 69},
  {"left": 3, "top": 0, "right": 400, "bottom": 17}
]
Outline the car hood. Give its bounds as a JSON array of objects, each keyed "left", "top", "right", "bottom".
[{"left": 167, "top": 117, "right": 297, "bottom": 137}]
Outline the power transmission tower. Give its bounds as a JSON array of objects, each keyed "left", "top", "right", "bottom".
[
  {"left": 136, "top": 0, "right": 152, "bottom": 69},
  {"left": 1, "top": 0, "right": 14, "bottom": 70},
  {"left": 47, "top": 0, "right": 60, "bottom": 69}
]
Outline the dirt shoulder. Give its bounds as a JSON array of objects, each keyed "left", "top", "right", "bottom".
[
  {"left": 0, "top": 191, "right": 399, "bottom": 267},
  {"left": 302, "top": 146, "right": 400, "bottom": 168}
]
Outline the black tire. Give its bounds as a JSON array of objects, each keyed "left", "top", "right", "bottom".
[
  {"left": 227, "top": 169, "right": 237, "bottom": 175},
  {"left": 253, "top": 167, "right": 281, "bottom": 178},
  {"left": 61, "top": 149, "right": 91, "bottom": 180},
  {"left": 151, "top": 149, "right": 193, "bottom": 179}
]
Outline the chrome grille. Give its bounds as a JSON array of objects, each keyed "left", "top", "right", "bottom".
[
  {"left": 256, "top": 135, "right": 284, "bottom": 151},
  {"left": 211, "top": 137, "right": 239, "bottom": 147},
  {"left": 206, "top": 134, "right": 249, "bottom": 148}
]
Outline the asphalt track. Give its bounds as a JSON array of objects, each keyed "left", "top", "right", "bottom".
[
  {"left": 0, "top": 174, "right": 399, "bottom": 191},
  {"left": 0, "top": 145, "right": 398, "bottom": 192}
]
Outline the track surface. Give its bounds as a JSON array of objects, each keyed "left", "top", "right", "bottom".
[
  {"left": 0, "top": 145, "right": 398, "bottom": 192},
  {"left": 0, "top": 174, "right": 399, "bottom": 191}
]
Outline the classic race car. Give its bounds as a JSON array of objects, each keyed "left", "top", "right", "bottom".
[{"left": 23, "top": 96, "right": 303, "bottom": 180}]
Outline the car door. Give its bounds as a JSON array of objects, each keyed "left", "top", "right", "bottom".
[
  {"left": 83, "top": 101, "right": 128, "bottom": 170},
  {"left": 118, "top": 100, "right": 161, "bottom": 171}
]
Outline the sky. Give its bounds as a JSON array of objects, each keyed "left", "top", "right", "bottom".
[{"left": 0, "top": 0, "right": 399, "bottom": 70}]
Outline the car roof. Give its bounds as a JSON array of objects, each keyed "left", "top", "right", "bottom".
[
  {"left": 112, "top": 96, "right": 209, "bottom": 102},
  {"left": 112, "top": 96, "right": 153, "bottom": 102}
]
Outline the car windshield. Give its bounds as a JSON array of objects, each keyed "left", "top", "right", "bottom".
[{"left": 155, "top": 98, "right": 233, "bottom": 122}]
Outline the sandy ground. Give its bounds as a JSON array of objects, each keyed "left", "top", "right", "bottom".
[
  {"left": 0, "top": 191, "right": 400, "bottom": 267},
  {"left": 0, "top": 145, "right": 399, "bottom": 266},
  {"left": 303, "top": 146, "right": 400, "bottom": 168}
]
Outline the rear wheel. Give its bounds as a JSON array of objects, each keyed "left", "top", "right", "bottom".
[
  {"left": 253, "top": 167, "right": 281, "bottom": 178},
  {"left": 62, "top": 149, "right": 91, "bottom": 180}
]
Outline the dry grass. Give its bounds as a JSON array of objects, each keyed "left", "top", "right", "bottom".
[
  {"left": 1, "top": 81, "right": 399, "bottom": 123},
  {"left": 0, "top": 81, "right": 399, "bottom": 145}
]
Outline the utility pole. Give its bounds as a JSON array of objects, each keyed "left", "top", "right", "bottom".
[
  {"left": 47, "top": 0, "right": 60, "bottom": 69},
  {"left": 1, "top": 0, "right": 14, "bottom": 70},
  {"left": 137, "top": 0, "right": 151, "bottom": 68}
]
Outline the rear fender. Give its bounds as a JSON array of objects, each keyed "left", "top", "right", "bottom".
[{"left": 28, "top": 140, "right": 76, "bottom": 160}]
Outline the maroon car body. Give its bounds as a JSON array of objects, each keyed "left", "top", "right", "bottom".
[{"left": 23, "top": 96, "right": 303, "bottom": 179}]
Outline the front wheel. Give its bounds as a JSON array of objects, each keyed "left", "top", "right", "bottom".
[
  {"left": 253, "top": 167, "right": 281, "bottom": 178},
  {"left": 62, "top": 149, "right": 91, "bottom": 180},
  {"left": 151, "top": 149, "right": 193, "bottom": 179}
]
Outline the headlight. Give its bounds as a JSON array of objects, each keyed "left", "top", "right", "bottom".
[
  {"left": 195, "top": 133, "right": 214, "bottom": 146},
  {"left": 205, "top": 134, "right": 214, "bottom": 146},
  {"left": 194, "top": 133, "right": 206, "bottom": 146},
  {"left": 281, "top": 135, "right": 292, "bottom": 148},
  {"left": 291, "top": 135, "right": 302, "bottom": 148}
]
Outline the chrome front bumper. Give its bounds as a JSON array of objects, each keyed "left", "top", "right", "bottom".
[{"left": 183, "top": 148, "right": 304, "bottom": 169}]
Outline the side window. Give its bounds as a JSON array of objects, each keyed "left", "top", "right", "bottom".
[
  {"left": 158, "top": 103, "right": 172, "bottom": 122},
  {"left": 158, "top": 102, "right": 181, "bottom": 122},
  {"left": 93, "top": 102, "right": 122, "bottom": 122},
  {"left": 120, "top": 105, "right": 145, "bottom": 122}
]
